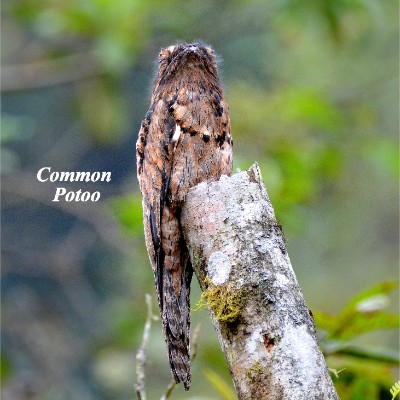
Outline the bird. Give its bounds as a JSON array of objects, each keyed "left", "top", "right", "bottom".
[{"left": 136, "top": 42, "right": 233, "bottom": 390}]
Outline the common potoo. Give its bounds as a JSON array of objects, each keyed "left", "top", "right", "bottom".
[{"left": 136, "top": 42, "right": 233, "bottom": 390}]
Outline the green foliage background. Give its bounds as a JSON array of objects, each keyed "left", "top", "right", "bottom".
[{"left": 1, "top": 0, "right": 398, "bottom": 399}]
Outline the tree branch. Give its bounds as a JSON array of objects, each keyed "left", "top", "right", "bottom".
[
  {"left": 181, "top": 163, "right": 339, "bottom": 400},
  {"left": 135, "top": 294, "right": 153, "bottom": 400}
]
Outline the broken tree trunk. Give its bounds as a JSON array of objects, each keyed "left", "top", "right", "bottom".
[{"left": 181, "top": 163, "right": 339, "bottom": 400}]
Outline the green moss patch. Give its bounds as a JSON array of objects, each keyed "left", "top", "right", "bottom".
[{"left": 196, "top": 277, "right": 246, "bottom": 323}]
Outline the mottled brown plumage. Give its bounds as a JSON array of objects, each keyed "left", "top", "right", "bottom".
[{"left": 136, "top": 42, "right": 233, "bottom": 390}]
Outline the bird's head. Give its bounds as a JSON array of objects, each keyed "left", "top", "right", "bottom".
[{"left": 155, "top": 42, "right": 219, "bottom": 90}]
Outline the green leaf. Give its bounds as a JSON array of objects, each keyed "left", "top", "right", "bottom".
[
  {"left": 204, "top": 368, "right": 236, "bottom": 400},
  {"left": 390, "top": 381, "right": 400, "bottom": 400},
  {"left": 333, "top": 311, "right": 399, "bottom": 341},
  {"left": 342, "top": 281, "right": 398, "bottom": 315},
  {"left": 315, "top": 281, "right": 399, "bottom": 341}
]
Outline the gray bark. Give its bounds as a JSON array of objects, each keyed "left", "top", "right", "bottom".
[{"left": 181, "top": 163, "right": 339, "bottom": 400}]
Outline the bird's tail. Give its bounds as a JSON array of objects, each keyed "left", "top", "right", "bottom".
[
  {"left": 160, "top": 206, "right": 192, "bottom": 390},
  {"left": 163, "top": 260, "right": 192, "bottom": 390}
]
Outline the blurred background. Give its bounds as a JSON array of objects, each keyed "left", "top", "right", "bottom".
[{"left": 1, "top": 0, "right": 399, "bottom": 399}]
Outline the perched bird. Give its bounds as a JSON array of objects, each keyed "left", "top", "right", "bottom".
[{"left": 136, "top": 42, "right": 233, "bottom": 390}]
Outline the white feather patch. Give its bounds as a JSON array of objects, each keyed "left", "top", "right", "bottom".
[{"left": 172, "top": 124, "right": 181, "bottom": 143}]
